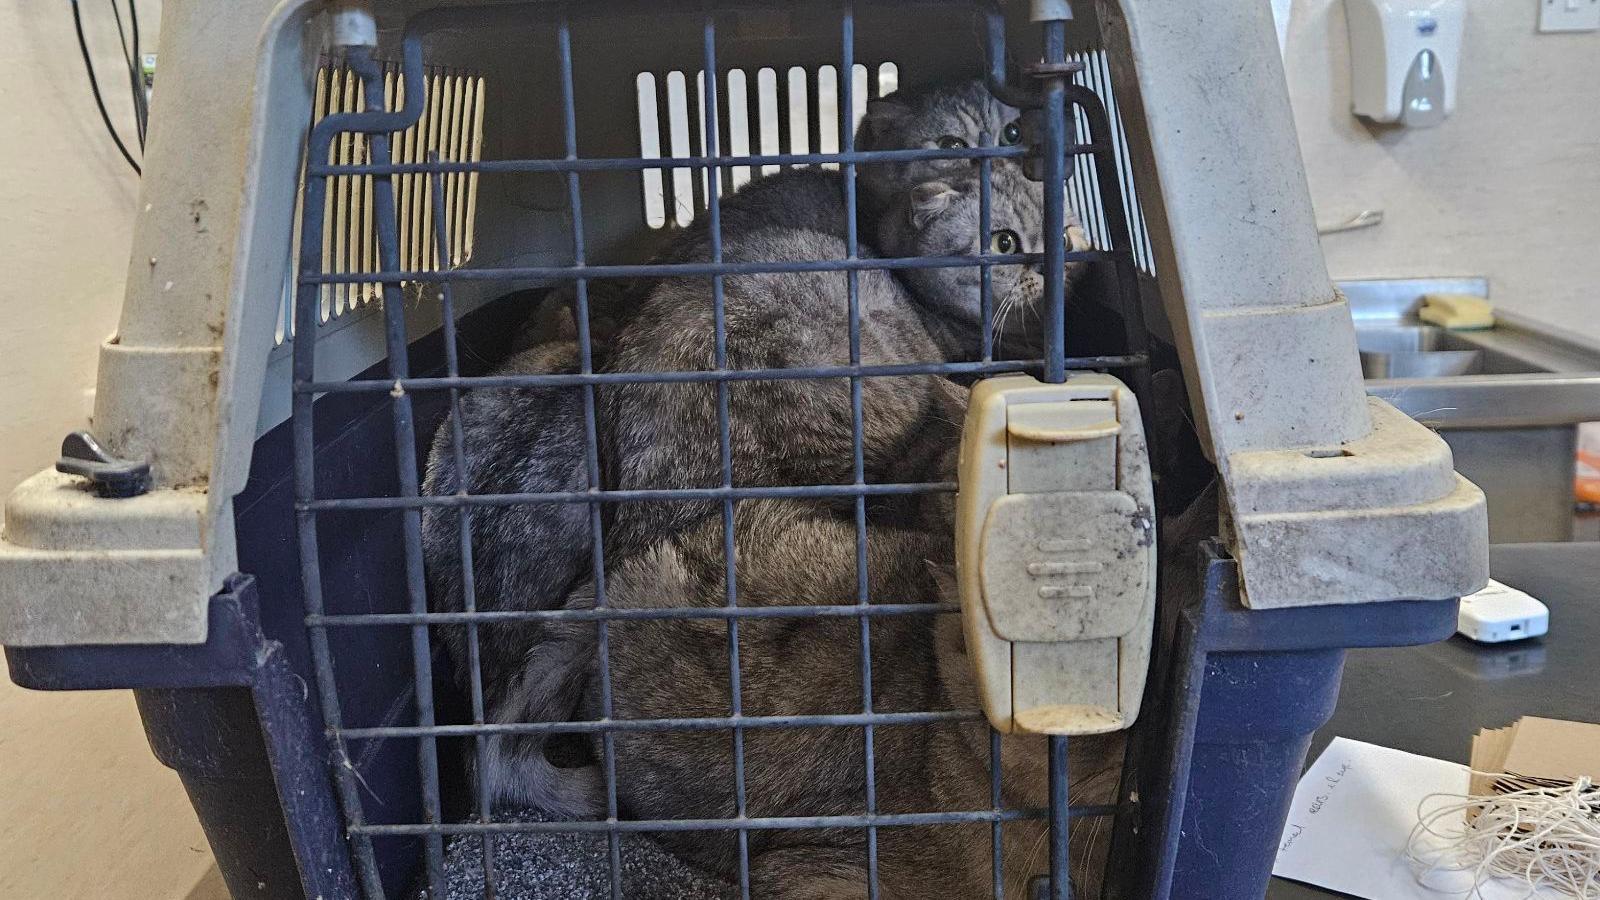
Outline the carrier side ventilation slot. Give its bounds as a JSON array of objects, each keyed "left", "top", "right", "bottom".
[
  {"left": 275, "top": 61, "right": 486, "bottom": 345},
  {"left": 1068, "top": 48, "right": 1155, "bottom": 276},
  {"left": 635, "top": 62, "right": 899, "bottom": 229}
]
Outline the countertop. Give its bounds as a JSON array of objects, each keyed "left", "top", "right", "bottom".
[{"left": 1267, "top": 542, "right": 1599, "bottom": 898}]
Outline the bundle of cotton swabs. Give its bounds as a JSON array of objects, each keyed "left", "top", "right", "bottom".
[{"left": 1406, "top": 773, "right": 1600, "bottom": 898}]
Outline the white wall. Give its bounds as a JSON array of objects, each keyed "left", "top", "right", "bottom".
[
  {"left": 1284, "top": 0, "right": 1600, "bottom": 337},
  {"left": 0, "top": 2, "right": 149, "bottom": 490},
  {"left": 0, "top": 4, "right": 220, "bottom": 897}
]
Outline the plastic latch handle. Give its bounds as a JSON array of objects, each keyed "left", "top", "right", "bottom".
[
  {"left": 956, "top": 375, "right": 1157, "bottom": 737},
  {"left": 1006, "top": 400, "right": 1121, "bottom": 443},
  {"left": 55, "top": 431, "right": 152, "bottom": 499}
]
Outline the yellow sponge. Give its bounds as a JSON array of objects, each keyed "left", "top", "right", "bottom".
[{"left": 1418, "top": 293, "right": 1495, "bottom": 330}]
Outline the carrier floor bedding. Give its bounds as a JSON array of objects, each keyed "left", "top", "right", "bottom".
[{"left": 433, "top": 809, "right": 737, "bottom": 899}]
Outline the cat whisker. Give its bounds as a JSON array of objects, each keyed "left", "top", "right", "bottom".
[
  {"left": 991, "top": 291, "right": 1018, "bottom": 354},
  {"left": 993, "top": 283, "right": 1038, "bottom": 358},
  {"left": 1079, "top": 811, "right": 1108, "bottom": 887},
  {"left": 1021, "top": 822, "right": 1053, "bottom": 885}
]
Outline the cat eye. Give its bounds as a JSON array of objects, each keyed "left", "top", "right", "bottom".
[
  {"left": 990, "top": 229, "right": 1021, "bottom": 255},
  {"left": 1000, "top": 121, "right": 1022, "bottom": 146},
  {"left": 936, "top": 135, "right": 969, "bottom": 150}
]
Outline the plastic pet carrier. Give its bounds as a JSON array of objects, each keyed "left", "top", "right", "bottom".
[{"left": 1, "top": 1, "right": 1489, "bottom": 898}]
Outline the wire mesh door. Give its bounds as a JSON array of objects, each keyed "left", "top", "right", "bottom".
[{"left": 291, "top": 3, "right": 1151, "bottom": 898}]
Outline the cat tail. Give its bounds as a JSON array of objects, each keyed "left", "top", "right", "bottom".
[
  {"left": 481, "top": 735, "right": 604, "bottom": 820},
  {"left": 478, "top": 610, "right": 604, "bottom": 819}
]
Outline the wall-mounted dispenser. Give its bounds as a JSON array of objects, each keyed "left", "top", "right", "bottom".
[{"left": 1344, "top": 0, "right": 1465, "bottom": 128}]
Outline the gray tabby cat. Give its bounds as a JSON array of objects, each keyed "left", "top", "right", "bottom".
[
  {"left": 591, "top": 168, "right": 1028, "bottom": 558},
  {"left": 526, "top": 500, "right": 1121, "bottom": 898},
  {"left": 856, "top": 77, "right": 1025, "bottom": 223},
  {"left": 858, "top": 75, "right": 1093, "bottom": 339},
  {"left": 421, "top": 78, "right": 1083, "bottom": 812}
]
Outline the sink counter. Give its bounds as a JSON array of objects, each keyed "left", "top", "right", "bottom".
[{"left": 1340, "top": 278, "right": 1600, "bottom": 542}]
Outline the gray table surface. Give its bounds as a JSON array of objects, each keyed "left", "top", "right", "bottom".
[{"left": 1267, "top": 542, "right": 1598, "bottom": 899}]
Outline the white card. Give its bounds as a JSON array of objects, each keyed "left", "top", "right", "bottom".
[
  {"left": 1272, "top": 737, "right": 1564, "bottom": 899},
  {"left": 1272, "top": 0, "right": 1293, "bottom": 59}
]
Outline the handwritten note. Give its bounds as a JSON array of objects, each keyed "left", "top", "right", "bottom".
[{"left": 1272, "top": 737, "right": 1565, "bottom": 899}]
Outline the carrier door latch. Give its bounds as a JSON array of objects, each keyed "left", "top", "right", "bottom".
[
  {"left": 55, "top": 431, "right": 152, "bottom": 499},
  {"left": 955, "top": 374, "right": 1156, "bottom": 735}
]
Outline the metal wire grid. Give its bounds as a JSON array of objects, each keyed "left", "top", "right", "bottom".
[{"left": 291, "top": 4, "right": 1151, "bottom": 898}]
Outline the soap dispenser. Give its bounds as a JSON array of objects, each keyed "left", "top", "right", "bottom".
[{"left": 1344, "top": 0, "right": 1465, "bottom": 128}]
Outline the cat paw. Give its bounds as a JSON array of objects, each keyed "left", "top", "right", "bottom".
[{"left": 1066, "top": 220, "right": 1093, "bottom": 253}]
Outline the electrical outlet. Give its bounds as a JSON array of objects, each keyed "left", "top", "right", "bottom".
[{"left": 1539, "top": 0, "right": 1600, "bottom": 33}]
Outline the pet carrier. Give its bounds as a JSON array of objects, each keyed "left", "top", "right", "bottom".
[{"left": 2, "top": 1, "right": 1487, "bottom": 898}]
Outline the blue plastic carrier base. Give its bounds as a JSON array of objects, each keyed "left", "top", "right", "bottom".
[
  {"left": 1116, "top": 538, "right": 1459, "bottom": 900},
  {"left": 7, "top": 576, "right": 356, "bottom": 900}
]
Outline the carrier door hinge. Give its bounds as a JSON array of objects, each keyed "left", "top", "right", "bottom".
[{"left": 956, "top": 374, "right": 1156, "bottom": 735}]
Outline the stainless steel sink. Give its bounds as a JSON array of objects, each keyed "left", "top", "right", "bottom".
[
  {"left": 1356, "top": 326, "right": 1484, "bottom": 377},
  {"left": 1354, "top": 324, "right": 1556, "bottom": 377},
  {"left": 1342, "top": 278, "right": 1600, "bottom": 543}
]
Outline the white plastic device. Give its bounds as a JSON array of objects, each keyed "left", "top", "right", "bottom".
[
  {"left": 1344, "top": 0, "right": 1465, "bottom": 127},
  {"left": 1456, "top": 578, "right": 1549, "bottom": 644}
]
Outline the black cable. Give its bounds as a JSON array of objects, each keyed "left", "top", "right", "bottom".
[
  {"left": 128, "top": 0, "right": 140, "bottom": 71},
  {"left": 70, "top": 0, "right": 141, "bottom": 175},
  {"left": 108, "top": 0, "right": 145, "bottom": 149},
  {"left": 128, "top": 0, "right": 148, "bottom": 144},
  {"left": 108, "top": 0, "right": 131, "bottom": 69}
]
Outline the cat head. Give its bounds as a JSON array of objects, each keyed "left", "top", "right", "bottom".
[
  {"left": 876, "top": 169, "right": 1090, "bottom": 355},
  {"left": 856, "top": 79, "right": 1024, "bottom": 221}
]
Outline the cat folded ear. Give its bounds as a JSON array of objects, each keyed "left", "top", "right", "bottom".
[
  {"left": 859, "top": 96, "right": 913, "bottom": 146},
  {"left": 908, "top": 182, "right": 959, "bottom": 228}
]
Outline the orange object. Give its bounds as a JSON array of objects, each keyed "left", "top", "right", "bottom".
[{"left": 1577, "top": 423, "right": 1600, "bottom": 505}]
